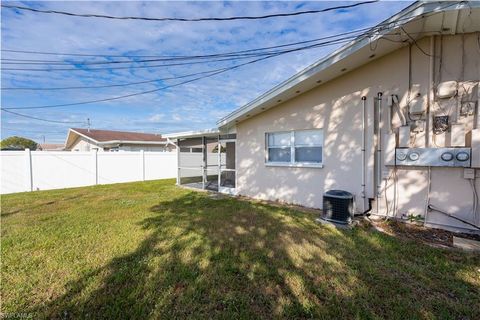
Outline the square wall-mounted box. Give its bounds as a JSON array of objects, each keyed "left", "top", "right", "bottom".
[
  {"left": 467, "top": 129, "right": 480, "bottom": 168},
  {"left": 451, "top": 124, "right": 465, "bottom": 147},
  {"left": 384, "top": 133, "right": 396, "bottom": 166},
  {"left": 398, "top": 126, "right": 410, "bottom": 148}
]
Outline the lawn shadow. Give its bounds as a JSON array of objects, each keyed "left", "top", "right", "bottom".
[
  {"left": 1, "top": 194, "right": 86, "bottom": 218},
  {"left": 29, "top": 191, "right": 480, "bottom": 319}
]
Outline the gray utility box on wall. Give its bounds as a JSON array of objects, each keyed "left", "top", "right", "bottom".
[{"left": 395, "top": 147, "right": 471, "bottom": 167}]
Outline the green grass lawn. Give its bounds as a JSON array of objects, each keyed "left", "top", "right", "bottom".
[{"left": 1, "top": 179, "right": 479, "bottom": 319}]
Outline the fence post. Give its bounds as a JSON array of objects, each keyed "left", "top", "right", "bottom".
[
  {"left": 176, "top": 139, "right": 180, "bottom": 185},
  {"left": 141, "top": 150, "right": 146, "bottom": 181},
  {"left": 92, "top": 150, "right": 98, "bottom": 185},
  {"left": 25, "top": 148, "right": 33, "bottom": 192}
]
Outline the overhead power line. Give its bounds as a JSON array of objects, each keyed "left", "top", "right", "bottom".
[
  {"left": 1, "top": 38, "right": 354, "bottom": 90},
  {"left": 1, "top": 54, "right": 259, "bottom": 71},
  {"left": 1, "top": 109, "right": 86, "bottom": 124},
  {"left": 1, "top": 27, "right": 372, "bottom": 60},
  {"left": 1, "top": 67, "right": 230, "bottom": 90},
  {"left": 1, "top": 126, "right": 66, "bottom": 134},
  {"left": 1, "top": 36, "right": 359, "bottom": 71},
  {"left": 2, "top": 54, "right": 279, "bottom": 110},
  {"left": 1, "top": 1, "right": 378, "bottom": 22},
  {"left": 1, "top": 4, "right": 445, "bottom": 107},
  {"left": 1, "top": 35, "right": 363, "bottom": 66},
  {"left": 1, "top": 7, "right": 452, "bottom": 69}
]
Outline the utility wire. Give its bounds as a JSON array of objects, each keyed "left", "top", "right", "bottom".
[
  {"left": 1, "top": 38, "right": 356, "bottom": 65},
  {"left": 1, "top": 55, "right": 259, "bottom": 71},
  {"left": 2, "top": 52, "right": 286, "bottom": 110},
  {"left": 1, "top": 15, "right": 422, "bottom": 60},
  {"left": 1, "top": 37, "right": 356, "bottom": 90},
  {"left": 1, "top": 29, "right": 370, "bottom": 62},
  {"left": 2, "top": 30, "right": 440, "bottom": 90},
  {"left": 1, "top": 66, "right": 230, "bottom": 90},
  {"left": 1, "top": 1, "right": 377, "bottom": 22},
  {"left": 2, "top": 36, "right": 358, "bottom": 71},
  {"left": 0, "top": 6, "right": 442, "bottom": 106},
  {"left": 1, "top": 1, "right": 463, "bottom": 120},
  {"left": 2, "top": 6, "right": 454, "bottom": 69},
  {"left": 1, "top": 109, "right": 86, "bottom": 124},
  {"left": 1, "top": 127, "right": 66, "bottom": 134}
]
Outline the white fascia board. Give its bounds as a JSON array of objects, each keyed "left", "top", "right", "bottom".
[
  {"left": 96, "top": 140, "right": 168, "bottom": 146},
  {"left": 64, "top": 129, "right": 75, "bottom": 149},
  {"left": 216, "top": 1, "right": 473, "bottom": 128},
  {"left": 69, "top": 129, "right": 100, "bottom": 144},
  {"left": 163, "top": 128, "right": 220, "bottom": 139}
]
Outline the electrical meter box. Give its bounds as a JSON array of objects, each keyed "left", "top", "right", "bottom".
[{"left": 395, "top": 147, "right": 471, "bottom": 167}]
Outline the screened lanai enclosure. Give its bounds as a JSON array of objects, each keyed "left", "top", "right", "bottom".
[{"left": 171, "top": 131, "right": 236, "bottom": 194}]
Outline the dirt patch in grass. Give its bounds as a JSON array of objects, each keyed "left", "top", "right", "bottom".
[{"left": 371, "top": 219, "right": 480, "bottom": 249}]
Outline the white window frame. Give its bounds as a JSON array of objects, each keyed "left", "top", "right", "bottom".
[{"left": 265, "top": 129, "right": 323, "bottom": 168}]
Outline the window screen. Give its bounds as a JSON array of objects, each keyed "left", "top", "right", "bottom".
[
  {"left": 266, "top": 129, "right": 323, "bottom": 165},
  {"left": 294, "top": 130, "right": 322, "bottom": 163},
  {"left": 267, "top": 132, "right": 291, "bottom": 162}
]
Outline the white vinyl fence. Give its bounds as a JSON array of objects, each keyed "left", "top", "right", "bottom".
[{"left": 0, "top": 150, "right": 178, "bottom": 194}]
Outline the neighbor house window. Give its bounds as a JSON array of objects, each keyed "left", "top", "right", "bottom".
[{"left": 266, "top": 129, "right": 323, "bottom": 165}]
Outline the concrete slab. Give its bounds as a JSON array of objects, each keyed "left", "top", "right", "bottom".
[
  {"left": 315, "top": 218, "right": 358, "bottom": 230},
  {"left": 453, "top": 236, "right": 480, "bottom": 252}
]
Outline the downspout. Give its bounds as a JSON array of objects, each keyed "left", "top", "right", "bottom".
[
  {"left": 376, "top": 92, "right": 383, "bottom": 214},
  {"left": 426, "top": 35, "right": 435, "bottom": 147},
  {"left": 361, "top": 96, "right": 368, "bottom": 212},
  {"left": 357, "top": 96, "right": 373, "bottom": 217}
]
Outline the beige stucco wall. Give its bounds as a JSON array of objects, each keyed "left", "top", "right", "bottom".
[
  {"left": 236, "top": 33, "right": 480, "bottom": 233},
  {"left": 69, "top": 137, "right": 98, "bottom": 151}
]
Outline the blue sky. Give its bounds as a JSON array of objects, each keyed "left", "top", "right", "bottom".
[{"left": 1, "top": 1, "right": 412, "bottom": 143}]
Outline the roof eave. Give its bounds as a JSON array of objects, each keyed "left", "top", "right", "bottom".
[
  {"left": 163, "top": 128, "right": 220, "bottom": 139},
  {"left": 96, "top": 140, "right": 168, "bottom": 145}
]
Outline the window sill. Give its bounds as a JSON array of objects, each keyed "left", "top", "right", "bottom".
[{"left": 265, "top": 162, "right": 324, "bottom": 169}]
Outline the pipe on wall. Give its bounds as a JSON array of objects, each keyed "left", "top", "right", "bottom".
[
  {"left": 426, "top": 35, "right": 435, "bottom": 147},
  {"left": 376, "top": 92, "right": 383, "bottom": 213},
  {"left": 361, "top": 96, "right": 367, "bottom": 211}
]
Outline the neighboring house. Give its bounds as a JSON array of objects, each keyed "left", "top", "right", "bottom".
[
  {"left": 166, "top": 1, "right": 480, "bottom": 234},
  {"left": 37, "top": 143, "right": 65, "bottom": 151},
  {"left": 65, "top": 128, "right": 174, "bottom": 152}
]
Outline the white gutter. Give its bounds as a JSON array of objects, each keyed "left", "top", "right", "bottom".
[
  {"left": 96, "top": 140, "right": 168, "bottom": 146},
  {"left": 163, "top": 128, "right": 220, "bottom": 139}
]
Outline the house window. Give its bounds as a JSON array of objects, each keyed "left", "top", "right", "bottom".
[{"left": 266, "top": 129, "right": 323, "bottom": 165}]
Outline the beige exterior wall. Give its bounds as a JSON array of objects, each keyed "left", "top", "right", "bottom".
[
  {"left": 236, "top": 33, "right": 480, "bottom": 233},
  {"left": 69, "top": 137, "right": 97, "bottom": 151}
]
